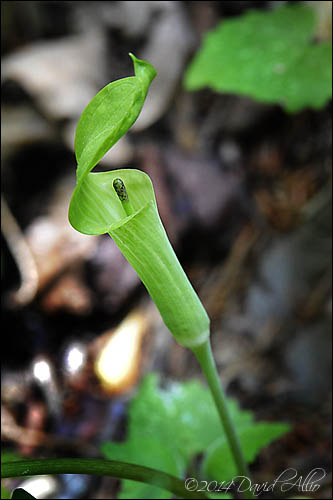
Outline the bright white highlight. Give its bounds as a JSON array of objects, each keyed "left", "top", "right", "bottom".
[
  {"left": 33, "top": 360, "right": 51, "bottom": 383},
  {"left": 65, "top": 345, "right": 85, "bottom": 374},
  {"left": 19, "top": 476, "right": 58, "bottom": 498}
]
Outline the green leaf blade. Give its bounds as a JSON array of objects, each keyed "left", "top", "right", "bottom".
[
  {"left": 282, "top": 42, "right": 332, "bottom": 112},
  {"left": 101, "top": 374, "right": 291, "bottom": 499},
  {"left": 184, "top": 4, "right": 332, "bottom": 112},
  {"left": 203, "top": 422, "right": 291, "bottom": 482},
  {"left": 102, "top": 438, "right": 183, "bottom": 499}
]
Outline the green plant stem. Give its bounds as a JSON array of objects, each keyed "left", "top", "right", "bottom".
[
  {"left": 192, "top": 338, "right": 254, "bottom": 500},
  {"left": 1, "top": 458, "right": 208, "bottom": 500}
]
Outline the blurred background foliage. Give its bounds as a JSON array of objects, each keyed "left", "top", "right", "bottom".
[
  {"left": 184, "top": 3, "right": 332, "bottom": 111},
  {"left": 1, "top": 1, "right": 332, "bottom": 499}
]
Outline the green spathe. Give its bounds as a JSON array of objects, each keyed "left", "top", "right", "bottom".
[
  {"left": 69, "top": 168, "right": 155, "bottom": 235},
  {"left": 75, "top": 53, "right": 157, "bottom": 183},
  {"left": 68, "top": 55, "right": 209, "bottom": 348},
  {"left": 110, "top": 198, "right": 210, "bottom": 348},
  {"left": 70, "top": 168, "right": 209, "bottom": 348}
]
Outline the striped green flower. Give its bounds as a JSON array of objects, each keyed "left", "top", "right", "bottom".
[{"left": 69, "top": 54, "right": 210, "bottom": 348}]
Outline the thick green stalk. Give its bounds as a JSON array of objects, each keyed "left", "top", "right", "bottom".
[
  {"left": 192, "top": 339, "right": 254, "bottom": 500},
  {"left": 1, "top": 458, "right": 208, "bottom": 500}
]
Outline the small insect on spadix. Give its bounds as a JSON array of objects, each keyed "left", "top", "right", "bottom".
[
  {"left": 113, "top": 178, "right": 134, "bottom": 216},
  {"left": 113, "top": 178, "right": 129, "bottom": 202}
]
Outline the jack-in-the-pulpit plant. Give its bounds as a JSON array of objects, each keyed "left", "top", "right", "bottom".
[
  {"left": 68, "top": 53, "right": 253, "bottom": 498},
  {"left": 1, "top": 52, "right": 293, "bottom": 500},
  {"left": 69, "top": 53, "right": 209, "bottom": 348}
]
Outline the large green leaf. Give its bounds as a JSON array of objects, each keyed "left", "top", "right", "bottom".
[
  {"left": 101, "top": 374, "right": 290, "bottom": 499},
  {"left": 184, "top": 4, "right": 332, "bottom": 112},
  {"left": 103, "top": 437, "right": 183, "bottom": 499},
  {"left": 149, "top": 376, "right": 254, "bottom": 458},
  {"left": 203, "top": 423, "right": 291, "bottom": 482}
]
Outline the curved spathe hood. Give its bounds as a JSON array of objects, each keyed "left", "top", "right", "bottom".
[
  {"left": 69, "top": 53, "right": 157, "bottom": 235},
  {"left": 69, "top": 168, "right": 156, "bottom": 235}
]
